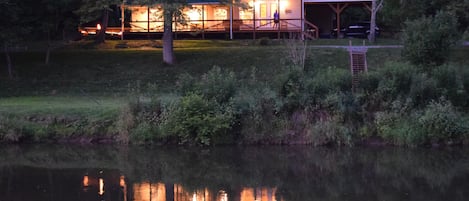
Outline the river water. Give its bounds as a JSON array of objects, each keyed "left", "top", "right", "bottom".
[{"left": 0, "top": 145, "right": 468, "bottom": 201}]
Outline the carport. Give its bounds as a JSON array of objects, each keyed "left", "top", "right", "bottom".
[{"left": 303, "top": 0, "right": 372, "bottom": 38}]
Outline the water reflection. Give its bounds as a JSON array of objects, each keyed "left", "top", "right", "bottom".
[{"left": 0, "top": 145, "right": 468, "bottom": 201}]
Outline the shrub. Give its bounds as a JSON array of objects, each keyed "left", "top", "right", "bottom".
[
  {"left": 374, "top": 99, "right": 425, "bottom": 145},
  {"left": 307, "top": 117, "right": 353, "bottom": 146},
  {"left": 375, "top": 62, "right": 416, "bottom": 101},
  {"left": 162, "top": 93, "right": 234, "bottom": 145},
  {"left": 177, "top": 66, "right": 237, "bottom": 104},
  {"left": 176, "top": 72, "right": 198, "bottom": 96},
  {"left": 130, "top": 122, "right": 157, "bottom": 144},
  {"left": 375, "top": 110, "right": 424, "bottom": 145},
  {"left": 309, "top": 67, "right": 352, "bottom": 97},
  {"left": 232, "top": 87, "right": 284, "bottom": 143},
  {"left": 418, "top": 98, "right": 468, "bottom": 143},
  {"left": 200, "top": 66, "right": 237, "bottom": 104},
  {"left": 432, "top": 64, "right": 468, "bottom": 107},
  {"left": 408, "top": 72, "right": 439, "bottom": 106},
  {"left": 375, "top": 98, "right": 469, "bottom": 145},
  {"left": 278, "top": 69, "right": 306, "bottom": 112},
  {"left": 402, "top": 11, "right": 460, "bottom": 67}
]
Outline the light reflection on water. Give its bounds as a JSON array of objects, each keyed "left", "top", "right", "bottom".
[{"left": 0, "top": 145, "right": 468, "bottom": 201}]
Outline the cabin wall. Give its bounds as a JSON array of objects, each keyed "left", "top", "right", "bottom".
[{"left": 128, "top": 0, "right": 303, "bottom": 33}]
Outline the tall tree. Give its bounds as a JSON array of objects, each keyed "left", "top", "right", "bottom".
[
  {"left": 39, "top": 0, "right": 81, "bottom": 64},
  {"left": 76, "top": 0, "right": 122, "bottom": 44},
  {"left": 369, "top": 0, "right": 383, "bottom": 43},
  {"left": 382, "top": 0, "right": 469, "bottom": 33},
  {"left": 0, "top": 0, "right": 29, "bottom": 79},
  {"left": 133, "top": 0, "right": 187, "bottom": 65},
  {"left": 133, "top": 0, "right": 247, "bottom": 65}
]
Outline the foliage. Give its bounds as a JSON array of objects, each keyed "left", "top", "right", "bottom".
[
  {"left": 232, "top": 87, "right": 284, "bottom": 144},
  {"left": 431, "top": 64, "right": 468, "bottom": 107},
  {"left": 308, "top": 117, "right": 353, "bottom": 146},
  {"left": 402, "top": 11, "right": 460, "bottom": 67},
  {"left": 162, "top": 93, "right": 234, "bottom": 145},
  {"left": 375, "top": 98, "right": 468, "bottom": 146},
  {"left": 178, "top": 66, "right": 237, "bottom": 104},
  {"left": 199, "top": 66, "right": 237, "bottom": 104},
  {"left": 381, "top": 0, "right": 469, "bottom": 32},
  {"left": 374, "top": 98, "right": 419, "bottom": 145},
  {"left": 305, "top": 67, "right": 352, "bottom": 105},
  {"left": 418, "top": 99, "right": 468, "bottom": 143},
  {"left": 75, "top": 0, "right": 121, "bottom": 24}
]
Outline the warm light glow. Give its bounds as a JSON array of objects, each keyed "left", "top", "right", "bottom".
[
  {"left": 120, "top": 176, "right": 126, "bottom": 187},
  {"left": 214, "top": 8, "right": 228, "bottom": 20},
  {"left": 187, "top": 8, "right": 201, "bottom": 22},
  {"left": 83, "top": 176, "right": 89, "bottom": 187},
  {"left": 99, "top": 178, "right": 105, "bottom": 196},
  {"left": 241, "top": 187, "right": 278, "bottom": 201},
  {"left": 192, "top": 192, "right": 198, "bottom": 201},
  {"left": 241, "top": 188, "right": 254, "bottom": 201},
  {"left": 96, "top": 24, "right": 102, "bottom": 30},
  {"left": 218, "top": 190, "right": 228, "bottom": 201},
  {"left": 133, "top": 182, "right": 166, "bottom": 201},
  {"left": 280, "top": 0, "right": 288, "bottom": 8}
]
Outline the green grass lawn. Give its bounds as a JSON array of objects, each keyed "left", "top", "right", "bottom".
[
  {"left": 0, "top": 39, "right": 465, "bottom": 116},
  {"left": 1, "top": 39, "right": 403, "bottom": 96},
  {"left": 0, "top": 96, "right": 125, "bottom": 117}
]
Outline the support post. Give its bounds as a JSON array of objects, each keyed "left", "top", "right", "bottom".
[
  {"left": 277, "top": 0, "right": 280, "bottom": 39},
  {"left": 202, "top": 5, "right": 205, "bottom": 39},
  {"left": 230, "top": 2, "right": 233, "bottom": 40},
  {"left": 121, "top": 2, "right": 125, "bottom": 40},
  {"left": 328, "top": 3, "right": 348, "bottom": 39},
  {"left": 253, "top": 0, "right": 256, "bottom": 40},
  {"left": 147, "top": 6, "right": 150, "bottom": 39}
]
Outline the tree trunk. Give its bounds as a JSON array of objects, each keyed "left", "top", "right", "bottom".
[
  {"left": 163, "top": 10, "right": 175, "bottom": 65},
  {"left": 4, "top": 43, "right": 13, "bottom": 80},
  {"left": 96, "top": 9, "right": 109, "bottom": 44},
  {"left": 369, "top": 0, "right": 377, "bottom": 43},
  {"left": 45, "top": 29, "right": 51, "bottom": 65}
]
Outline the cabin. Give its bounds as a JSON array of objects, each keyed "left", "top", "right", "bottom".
[{"left": 79, "top": 0, "right": 373, "bottom": 39}]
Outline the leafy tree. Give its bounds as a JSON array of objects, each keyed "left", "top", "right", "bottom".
[
  {"left": 76, "top": 0, "right": 122, "bottom": 44},
  {"left": 0, "top": 0, "right": 30, "bottom": 79},
  {"left": 402, "top": 11, "right": 459, "bottom": 67},
  {"left": 382, "top": 0, "right": 469, "bottom": 33},
  {"left": 133, "top": 0, "right": 247, "bottom": 65},
  {"left": 38, "top": 0, "right": 81, "bottom": 64}
]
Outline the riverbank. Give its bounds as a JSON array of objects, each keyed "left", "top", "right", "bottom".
[{"left": 1, "top": 40, "right": 468, "bottom": 146}]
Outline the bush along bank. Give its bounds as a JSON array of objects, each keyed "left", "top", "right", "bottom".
[{"left": 1, "top": 63, "right": 469, "bottom": 146}]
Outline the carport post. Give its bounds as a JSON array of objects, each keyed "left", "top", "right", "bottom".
[{"left": 328, "top": 3, "right": 349, "bottom": 39}]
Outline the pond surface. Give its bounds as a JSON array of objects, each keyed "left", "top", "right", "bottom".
[{"left": 0, "top": 145, "right": 468, "bottom": 201}]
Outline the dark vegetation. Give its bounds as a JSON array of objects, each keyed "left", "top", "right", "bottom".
[
  {"left": 0, "top": 39, "right": 468, "bottom": 146},
  {"left": 0, "top": 0, "right": 469, "bottom": 146}
]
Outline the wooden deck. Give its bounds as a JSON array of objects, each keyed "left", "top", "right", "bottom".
[{"left": 79, "top": 19, "right": 318, "bottom": 40}]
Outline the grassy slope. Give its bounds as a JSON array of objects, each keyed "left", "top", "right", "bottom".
[
  {"left": 1, "top": 39, "right": 402, "bottom": 95},
  {"left": 3, "top": 39, "right": 464, "bottom": 117}
]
